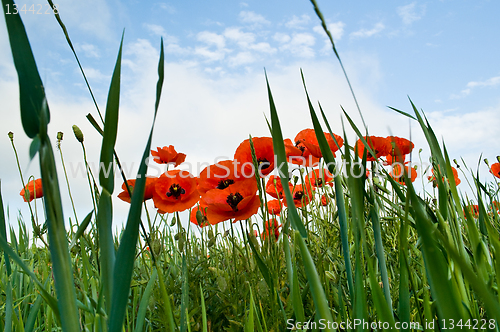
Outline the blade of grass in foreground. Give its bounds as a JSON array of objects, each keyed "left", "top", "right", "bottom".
[
  {"left": 266, "top": 72, "right": 334, "bottom": 328},
  {"left": 108, "top": 38, "right": 164, "bottom": 332},
  {"left": 134, "top": 268, "right": 158, "bottom": 332},
  {"left": 302, "top": 71, "right": 354, "bottom": 301},
  {"left": 97, "top": 32, "right": 123, "bottom": 315},
  {"left": 2, "top": 2, "right": 80, "bottom": 329},
  {"left": 265, "top": 72, "right": 307, "bottom": 238}
]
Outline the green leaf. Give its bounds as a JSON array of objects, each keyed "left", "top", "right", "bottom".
[
  {"left": 2, "top": 0, "right": 48, "bottom": 138},
  {"left": 99, "top": 32, "right": 124, "bottom": 194},
  {"left": 134, "top": 269, "right": 158, "bottom": 332},
  {"left": 29, "top": 135, "right": 40, "bottom": 160},
  {"left": 265, "top": 71, "right": 307, "bottom": 238},
  {"left": 108, "top": 38, "right": 164, "bottom": 332}
]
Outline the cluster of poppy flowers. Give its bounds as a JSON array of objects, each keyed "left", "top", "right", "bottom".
[
  {"left": 116, "top": 132, "right": 425, "bottom": 230},
  {"left": 19, "top": 130, "right": 500, "bottom": 230}
]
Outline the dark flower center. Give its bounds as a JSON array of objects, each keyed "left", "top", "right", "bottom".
[
  {"left": 315, "top": 179, "right": 323, "bottom": 186},
  {"left": 226, "top": 192, "right": 244, "bottom": 211},
  {"left": 217, "top": 179, "right": 235, "bottom": 190},
  {"left": 166, "top": 183, "right": 185, "bottom": 199},
  {"left": 295, "top": 141, "right": 306, "bottom": 154},
  {"left": 258, "top": 158, "right": 271, "bottom": 170},
  {"left": 294, "top": 191, "right": 304, "bottom": 200}
]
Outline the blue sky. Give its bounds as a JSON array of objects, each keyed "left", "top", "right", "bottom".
[{"left": 1, "top": 0, "right": 499, "bottom": 228}]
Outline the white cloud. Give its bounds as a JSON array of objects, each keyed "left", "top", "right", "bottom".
[
  {"left": 159, "top": 3, "right": 176, "bottom": 14},
  {"left": 223, "top": 27, "right": 255, "bottom": 47},
  {"left": 228, "top": 51, "right": 255, "bottom": 67},
  {"left": 81, "top": 67, "right": 108, "bottom": 81},
  {"left": 285, "top": 14, "right": 311, "bottom": 29},
  {"left": 398, "top": 2, "right": 424, "bottom": 25},
  {"left": 143, "top": 24, "right": 179, "bottom": 43},
  {"left": 194, "top": 47, "right": 226, "bottom": 62},
  {"left": 239, "top": 11, "right": 270, "bottom": 27},
  {"left": 350, "top": 22, "right": 385, "bottom": 38},
  {"left": 451, "top": 75, "right": 500, "bottom": 99},
  {"left": 76, "top": 43, "right": 100, "bottom": 58},
  {"left": 197, "top": 31, "right": 226, "bottom": 49},
  {"left": 313, "top": 21, "right": 345, "bottom": 50},
  {"left": 278, "top": 33, "right": 316, "bottom": 58},
  {"left": 273, "top": 32, "right": 291, "bottom": 44}
]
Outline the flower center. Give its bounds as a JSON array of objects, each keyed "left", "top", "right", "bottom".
[
  {"left": 166, "top": 184, "right": 185, "bottom": 199},
  {"left": 294, "top": 191, "right": 304, "bottom": 200},
  {"left": 217, "top": 179, "right": 235, "bottom": 190},
  {"left": 226, "top": 192, "right": 244, "bottom": 211},
  {"left": 258, "top": 158, "right": 271, "bottom": 170},
  {"left": 315, "top": 178, "right": 323, "bottom": 186}
]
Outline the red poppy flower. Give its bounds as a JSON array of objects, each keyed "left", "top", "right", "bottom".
[
  {"left": 20, "top": 178, "right": 43, "bottom": 202},
  {"left": 295, "top": 129, "right": 343, "bottom": 159},
  {"left": 261, "top": 218, "right": 281, "bottom": 241},
  {"left": 197, "top": 160, "right": 249, "bottom": 195},
  {"left": 234, "top": 137, "right": 275, "bottom": 177},
  {"left": 266, "top": 199, "right": 282, "bottom": 215},
  {"left": 153, "top": 170, "right": 200, "bottom": 213},
  {"left": 464, "top": 204, "right": 479, "bottom": 218},
  {"left": 428, "top": 166, "right": 461, "bottom": 186},
  {"left": 201, "top": 178, "right": 261, "bottom": 224},
  {"left": 118, "top": 176, "right": 158, "bottom": 203},
  {"left": 151, "top": 146, "right": 186, "bottom": 167},
  {"left": 387, "top": 136, "right": 414, "bottom": 163},
  {"left": 285, "top": 138, "right": 319, "bottom": 167},
  {"left": 355, "top": 136, "right": 392, "bottom": 161},
  {"left": 390, "top": 164, "right": 417, "bottom": 185},
  {"left": 190, "top": 204, "right": 211, "bottom": 227},
  {"left": 265, "top": 175, "right": 292, "bottom": 199},
  {"left": 305, "top": 169, "right": 333, "bottom": 188},
  {"left": 492, "top": 201, "right": 499, "bottom": 211},
  {"left": 283, "top": 184, "right": 314, "bottom": 208},
  {"left": 490, "top": 163, "right": 500, "bottom": 179},
  {"left": 321, "top": 194, "right": 330, "bottom": 206}
]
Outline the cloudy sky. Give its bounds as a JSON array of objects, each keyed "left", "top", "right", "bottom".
[{"left": 1, "top": 0, "right": 499, "bottom": 230}]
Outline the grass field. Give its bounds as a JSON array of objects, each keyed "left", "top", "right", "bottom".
[{"left": 1, "top": 0, "right": 500, "bottom": 331}]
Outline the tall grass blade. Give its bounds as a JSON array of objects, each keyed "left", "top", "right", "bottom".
[
  {"left": 2, "top": 0, "right": 46, "bottom": 138},
  {"left": 200, "top": 284, "right": 208, "bottom": 332},
  {"left": 3, "top": 1, "right": 80, "bottom": 328},
  {"left": 134, "top": 268, "right": 158, "bottom": 332},
  {"left": 108, "top": 38, "right": 164, "bottom": 332},
  {"left": 0, "top": 181, "right": 11, "bottom": 276},
  {"left": 69, "top": 210, "right": 93, "bottom": 249},
  {"left": 294, "top": 231, "right": 335, "bottom": 331},
  {"left": 265, "top": 72, "right": 307, "bottom": 238},
  {"left": 302, "top": 73, "right": 354, "bottom": 300},
  {"left": 180, "top": 253, "right": 189, "bottom": 332}
]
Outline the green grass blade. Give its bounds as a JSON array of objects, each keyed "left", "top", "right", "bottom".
[
  {"left": 0, "top": 230, "right": 59, "bottom": 318},
  {"left": 265, "top": 72, "right": 307, "bottom": 237},
  {"left": 369, "top": 199, "right": 392, "bottom": 310},
  {"left": 302, "top": 73, "right": 354, "bottom": 301},
  {"left": 5, "top": 280, "right": 13, "bottom": 332},
  {"left": 134, "top": 268, "right": 158, "bottom": 332},
  {"left": 244, "top": 288, "right": 255, "bottom": 332},
  {"left": 294, "top": 231, "right": 335, "bottom": 330},
  {"left": 2, "top": 0, "right": 46, "bottom": 138},
  {"left": 246, "top": 232, "right": 274, "bottom": 293},
  {"left": 0, "top": 181, "right": 11, "bottom": 276},
  {"left": 97, "top": 190, "right": 114, "bottom": 314},
  {"left": 99, "top": 32, "right": 124, "bottom": 194},
  {"left": 387, "top": 106, "right": 417, "bottom": 120},
  {"left": 24, "top": 294, "right": 43, "bottom": 332},
  {"left": 69, "top": 210, "right": 93, "bottom": 250},
  {"left": 200, "top": 284, "right": 208, "bottom": 332},
  {"left": 108, "top": 38, "right": 164, "bottom": 332},
  {"left": 180, "top": 253, "right": 189, "bottom": 332},
  {"left": 283, "top": 233, "right": 305, "bottom": 322}
]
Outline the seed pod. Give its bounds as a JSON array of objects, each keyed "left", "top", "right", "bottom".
[
  {"left": 72, "top": 125, "right": 84, "bottom": 143},
  {"left": 8, "top": 132, "right": 14, "bottom": 141}
]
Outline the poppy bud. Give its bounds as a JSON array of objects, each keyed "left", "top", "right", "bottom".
[
  {"left": 72, "top": 125, "right": 84, "bottom": 143},
  {"left": 57, "top": 131, "right": 63, "bottom": 141},
  {"left": 8, "top": 131, "right": 13, "bottom": 141}
]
